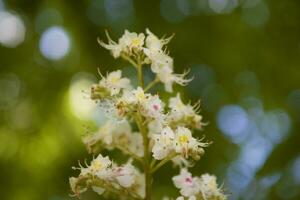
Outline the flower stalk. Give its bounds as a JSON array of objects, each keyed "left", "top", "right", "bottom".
[
  {"left": 150, "top": 152, "right": 177, "bottom": 174},
  {"left": 135, "top": 110, "right": 151, "bottom": 200},
  {"left": 144, "top": 77, "right": 159, "bottom": 92},
  {"left": 136, "top": 61, "right": 144, "bottom": 88},
  {"left": 132, "top": 55, "right": 151, "bottom": 199}
]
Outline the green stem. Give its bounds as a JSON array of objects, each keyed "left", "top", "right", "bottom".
[
  {"left": 150, "top": 152, "right": 177, "bottom": 174},
  {"left": 121, "top": 53, "right": 138, "bottom": 68},
  {"left": 144, "top": 77, "right": 159, "bottom": 92},
  {"left": 137, "top": 61, "right": 144, "bottom": 88},
  {"left": 150, "top": 159, "right": 156, "bottom": 169},
  {"left": 135, "top": 112, "right": 151, "bottom": 200},
  {"left": 127, "top": 54, "right": 150, "bottom": 199}
]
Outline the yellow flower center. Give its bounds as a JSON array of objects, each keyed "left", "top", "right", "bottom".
[
  {"left": 110, "top": 76, "right": 119, "bottom": 84},
  {"left": 179, "top": 135, "right": 189, "bottom": 144},
  {"left": 131, "top": 38, "right": 141, "bottom": 46},
  {"left": 91, "top": 160, "right": 103, "bottom": 171},
  {"left": 136, "top": 91, "right": 145, "bottom": 102}
]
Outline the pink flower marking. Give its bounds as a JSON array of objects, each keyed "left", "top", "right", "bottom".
[
  {"left": 153, "top": 104, "right": 159, "bottom": 111},
  {"left": 185, "top": 177, "right": 193, "bottom": 183}
]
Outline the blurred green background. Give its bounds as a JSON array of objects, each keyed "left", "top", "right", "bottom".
[{"left": 1, "top": 0, "right": 300, "bottom": 200}]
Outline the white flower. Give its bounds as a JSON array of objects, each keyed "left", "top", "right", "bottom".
[
  {"left": 98, "top": 99, "right": 123, "bottom": 120},
  {"left": 156, "top": 66, "right": 174, "bottom": 92},
  {"left": 98, "top": 31, "right": 123, "bottom": 58},
  {"left": 121, "top": 87, "right": 165, "bottom": 121},
  {"left": 152, "top": 126, "right": 175, "bottom": 160},
  {"left": 99, "top": 70, "right": 131, "bottom": 95},
  {"left": 171, "top": 155, "right": 193, "bottom": 168},
  {"left": 83, "top": 120, "right": 131, "bottom": 152},
  {"left": 199, "top": 174, "right": 226, "bottom": 200},
  {"left": 114, "top": 162, "right": 137, "bottom": 188},
  {"left": 98, "top": 30, "right": 145, "bottom": 58},
  {"left": 132, "top": 87, "right": 148, "bottom": 103},
  {"left": 143, "top": 37, "right": 190, "bottom": 93},
  {"left": 148, "top": 118, "right": 164, "bottom": 136},
  {"left": 144, "top": 48, "right": 173, "bottom": 73},
  {"left": 69, "top": 177, "right": 77, "bottom": 192},
  {"left": 169, "top": 93, "right": 194, "bottom": 118},
  {"left": 89, "top": 154, "right": 112, "bottom": 179},
  {"left": 168, "top": 94, "right": 204, "bottom": 129},
  {"left": 157, "top": 66, "right": 191, "bottom": 92},
  {"left": 119, "top": 30, "right": 145, "bottom": 52},
  {"left": 199, "top": 174, "right": 218, "bottom": 194},
  {"left": 173, "top": 127, "right": 196, "bottom": 156},
  {"left": 101, "top": 120, "right": 131, "bottom": 145},
  {"left": 124, "top": 87, "right": 149, "bottom": 104},
  {"left": 172, "top": 168, "right": 200, "bottom": 197},
  {"left": 69, "top": 177, "right": 87, "bottom": 195},
  {"left": 192, "top": 114, "right": 204, "bottom": 130},
  {"left": 124, "top": 87, "right": 165, "bottom": 120},
  {"left": 173, "top": 127, "right": 207, "bottom": 159},
  {"left": 151, "top": 125, "right": 207, "bottom": 160},
  {"left": 141, "top": 94, "right": 164, "bottom": 119},
  {"left": 143, "top": 28, "right": 173, "bottom": 71},
  {"left": 145, "top": 28, "right": 171, "bottom": 50}
]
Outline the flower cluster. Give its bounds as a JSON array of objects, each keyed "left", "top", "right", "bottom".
[
  {"left": 83, "top": 119, "right": 144, "bottom": 158},
  {"left": 167, "top": 94, "right": 205, "bottom": 130},
  {"left": 70, "top": 154, "right": 145, "bottom": 199},
  {"left": 69, "top": 29, "right": 226, "bottom": 200},
  {"left": 90, "top": 70, "right": 131, "bottom": 100},
  {"left": 171, "top": 168, "right": 226, "bottom": 200},
  {"left": 99, "top": 29, "right": 191, "bottom": 92},
  {"left": 152, "top": 126, "right": 208, "bottom": 161}
]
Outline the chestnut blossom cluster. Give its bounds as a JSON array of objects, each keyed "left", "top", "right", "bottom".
[
  {"left": 83, "top": 119, "right": 144, "bottom": 158},
  {"left": 69, "top": 29, "right": 226, "bottom": 200},
  {"left": 69, "top": 155, "right": 145, "bottom": 199},
  {"left": 171, "top": 168, "right": 226, "bottom": 200},
  {"left": 99, "top": 29, "right": 191, "bottom": 92}
]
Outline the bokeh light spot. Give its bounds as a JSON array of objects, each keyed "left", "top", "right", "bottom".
[
  {"left": 239, "top": 136, "right": 273, "bottom": 171},
  {"left": 68, "top": 72, "right": 97, "bottom": 121},
  {"left": 292, "top": 156, "right": 300, "bottom": 184},
  {"left": 39, "top": 26, "right": 71, "bottom": 60},
  {"left": 0, "top": 11, "right": 25, "bottom": 48},
  {"left": 217, "top": 105, "right": 249, "bottom": 139},
  {"left": 208, "top": 0, "right": 228, "bottom": 13},
  {"left": 260, "top": 110, "right": 291, "bottom": 144}
]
